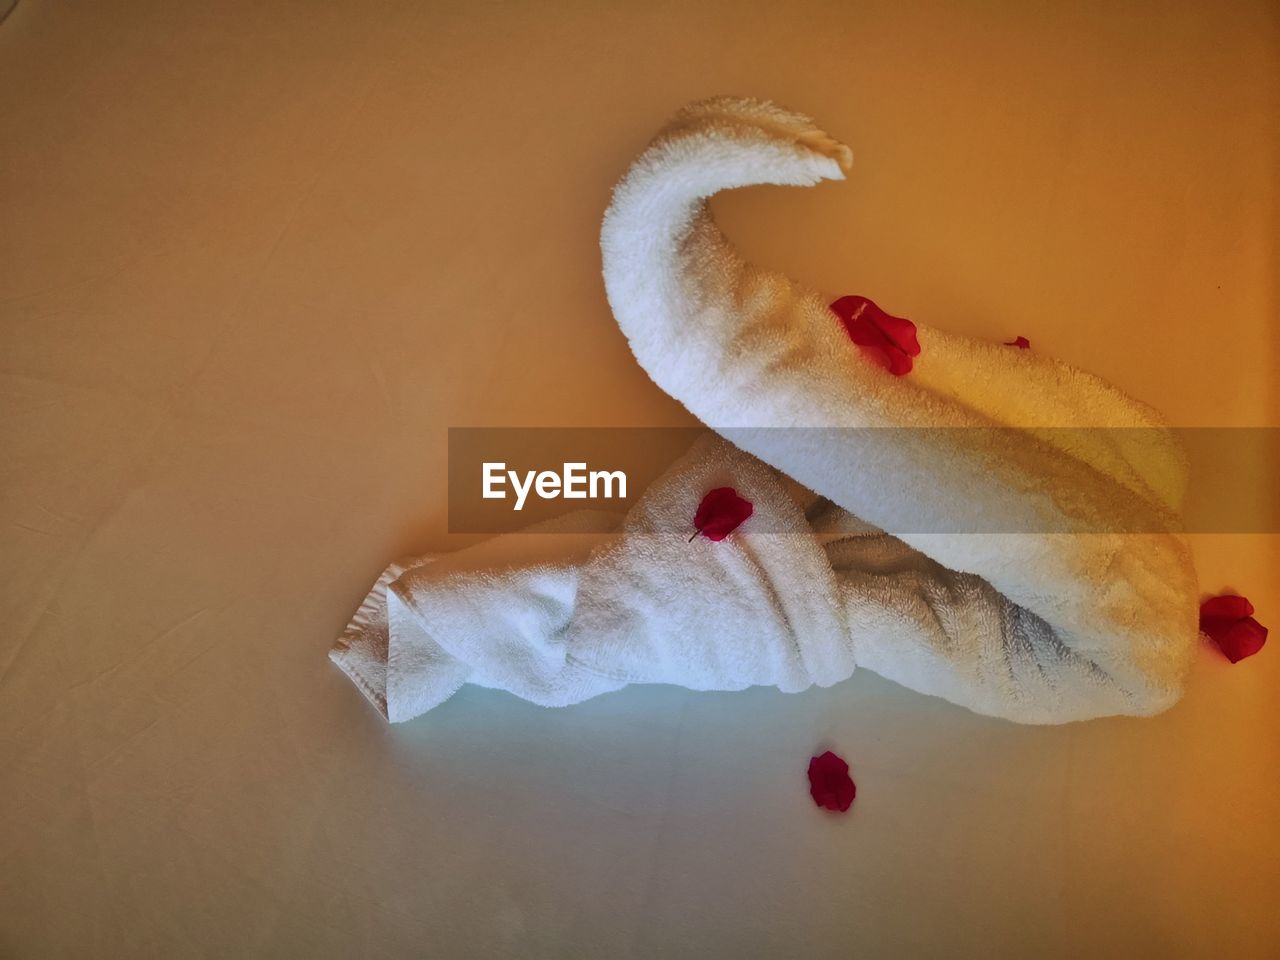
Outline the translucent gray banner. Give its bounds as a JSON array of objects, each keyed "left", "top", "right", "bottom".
[{"left": 448, "top": 427, "right": 1279, "bottom": 534}]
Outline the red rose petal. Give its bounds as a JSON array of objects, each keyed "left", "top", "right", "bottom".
[
  {"left": 1004, "top": 336, "right": 1031, "bottom": 349},
  {"left": 691, "top": 487, "right": 753, "bottom": 542},
  {"left": 1199, "top": 594, "right": 1254, "bottom": 625},
  {"left": 1200, "top": 593, "right": 1268, "bottom": 663},
  {"left": 1213, "top": 617, "right": 1268, "bottom": 663},
  {"left": 807, "top": 750, "right": 856, "bottom": 813},
  {"left": 830, "top": 296, "right": 920, "bottom": 377}
]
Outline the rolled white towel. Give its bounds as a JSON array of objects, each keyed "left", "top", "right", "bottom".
[
  {"left": 599, "top": 96, "right": 1199, "bottom": 720},
  {"left": 332, "top": 434, "right": 1195, "bottom": 725}
]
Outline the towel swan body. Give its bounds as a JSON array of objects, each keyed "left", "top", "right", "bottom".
[{"left": 331, "top": 97, "right": 1200, "bottom": 725}]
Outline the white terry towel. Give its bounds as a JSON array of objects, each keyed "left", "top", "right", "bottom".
[
  {"left": 333, "top": 434, "right": 1194, "bottom": 725},
  {"left": 333, "top": 437, "right": 848, "bottom": 723},
  {"left": 330, "top": 97, "right": 1199, "bottom": 725},
  {"left": 598, "top": 96, "right": 1198, "bottom": 716}
]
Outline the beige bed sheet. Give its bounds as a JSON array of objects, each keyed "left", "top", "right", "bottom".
[{"left": 1, "top": 1, "right": 1276, "bottom": 957}]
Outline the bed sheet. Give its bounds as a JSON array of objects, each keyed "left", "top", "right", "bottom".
[{"left": 1, "top": 1, "right": 1276, "bottom": 957}]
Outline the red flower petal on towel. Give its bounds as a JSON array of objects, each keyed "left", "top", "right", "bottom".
[
  {"left": 830, "top": 295, "right": 920, "bottom": 376},
  {"left": 1200, "top": 594, "right": 1268, "bottom": 663},
  {"left": 808, "top": 750, "right": 856, "bottom": 813},
  {"left": 1005, "top": 336, "right": 1031, "bottom": 349},
  {"left": 690, "top": 487, "right": 753, "bottom": 542}
]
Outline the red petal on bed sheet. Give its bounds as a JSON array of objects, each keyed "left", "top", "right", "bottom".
[
  {"left": 808, "top": 750, "right": 856, "bottom": 813},
  {"left": 1200, "top": 594, "right": 1268, "bottom": 663}
]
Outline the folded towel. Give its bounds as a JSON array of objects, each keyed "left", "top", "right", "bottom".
[
  {"left": 330, "top": 97, "right": 1199, "bottom": 725},
  {"left": 599, "top": 96, "right": 1198, "bottom": 718},
  {"left": 333, "top": 433, "right": 1194, "bottom": 724}
]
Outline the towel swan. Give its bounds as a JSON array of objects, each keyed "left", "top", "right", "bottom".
[{"left": 331, "top": 97, "right": 1199, "bottom": 725}]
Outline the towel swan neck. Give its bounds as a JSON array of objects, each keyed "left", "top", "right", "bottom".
[
  {"left": 598, "top": 96, "right": 1199, "bottom": 718},
  {"left": 601, "top": 97, "right": 854, "bottom": 418}
]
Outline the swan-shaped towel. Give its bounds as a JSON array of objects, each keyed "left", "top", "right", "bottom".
[{"left": 331, "top": 97, "right": 1199, "bottom": 725}]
